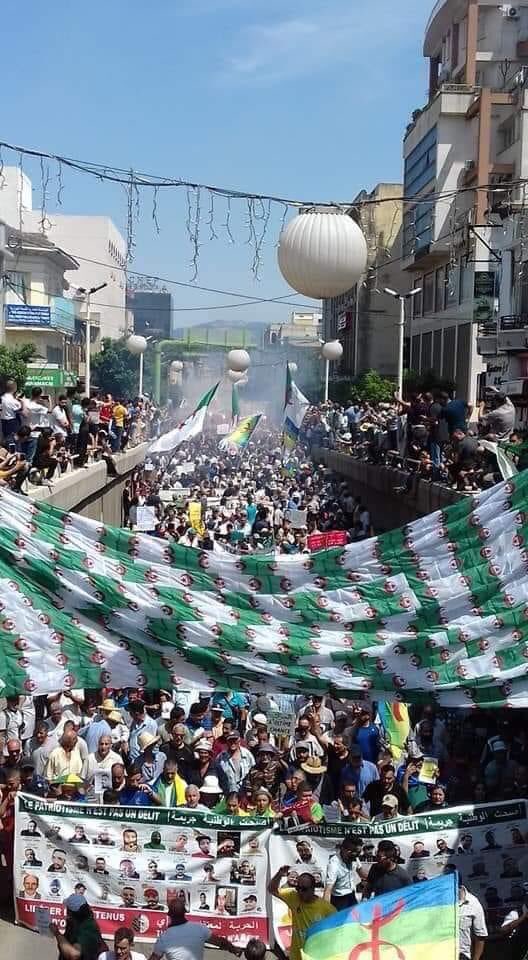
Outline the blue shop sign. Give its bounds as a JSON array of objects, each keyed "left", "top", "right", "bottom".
[{"left": 5, "top": 304, "right": 51, "bottom": 326}]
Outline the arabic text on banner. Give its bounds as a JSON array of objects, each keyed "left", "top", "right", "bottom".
[
  {"left": 268, "top": 799, "right": 528, "bottom": 954},
  {"left": 14, "top": 795, "right": 271, "bottom": 945}
]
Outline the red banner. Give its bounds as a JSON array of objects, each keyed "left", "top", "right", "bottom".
[
  {"left": 16, "top": 898, "right": 268, "bottom": 943},
  {"left": 307, "top": 531, "right": 347, "bottom": 552}
]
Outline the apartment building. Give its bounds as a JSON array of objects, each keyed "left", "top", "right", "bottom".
[
  {"left": 0, "top": 166, "right": 127, "bottom": 342},
  {"left": 403, "top": 0, "right": 528, "bottom": 403}
]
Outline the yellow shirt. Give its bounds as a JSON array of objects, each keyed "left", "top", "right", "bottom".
[
  {"left": 278, "top": 888, "right": 335, "bottom": 960},
  {"left": 113, "top": 404, "right": 127, "bottom": 428}
]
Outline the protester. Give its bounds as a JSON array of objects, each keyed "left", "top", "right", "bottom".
[
  {"left": 49, "top": 894, "right": 105, "bottom": 960},
  {"left": 268, "top": 866, "right": 335, "bottom": 960}
]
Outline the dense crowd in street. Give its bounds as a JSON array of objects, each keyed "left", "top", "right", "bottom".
[
  {"left": 0, "top": 417, "right": 527, "bottom": 960},
  {"left": 308, "top": 387, "right": 527, "bottom": 493},
  {"left": 0, "top": 389, "right": 527, "bottom": 960}
]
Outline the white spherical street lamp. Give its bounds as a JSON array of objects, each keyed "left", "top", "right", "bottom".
[
  {"left": 277, "top": 209, "right": 368, "bottom": 299},
  {"left": 126, "top": 335, "right": 148, "bottom": 396},
  {"left": 170, "top": 360, "right": 184, "bottom": 372},
  {"left": 227, "top": 349, "right": 251, "bottom": 373},
  {"left": 288, "top": 362, "right": 298, "bottom": 374},
  {"left": 126, "top": 334, "right": 148, "bottom": 355},
  {"left": 321, "top": 339, "right": 343, "bottom": 403}
]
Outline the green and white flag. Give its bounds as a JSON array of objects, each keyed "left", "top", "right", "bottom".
[
  {"left": 149, "top": 382, "right": 219, "bottom": 454},
  {"left": 2, "top": 473, "right": 528, "bottom": 704}
]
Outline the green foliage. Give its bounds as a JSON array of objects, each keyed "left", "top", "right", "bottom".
[
  {"left": 404, "top": 368, "right": 455, "bottom": 397},
  {"left": 92, "top": 338, "right": 137, "bottom": 398},
  {"left": 349, "top": 370, "right": 395, "bottom": 405},
  {"left": 0, "top": 343, "right": 36, "bottom": 391}
]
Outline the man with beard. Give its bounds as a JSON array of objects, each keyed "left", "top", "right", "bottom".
[{"left": 363, "top": 764, "right": 410, "bottom": 816}]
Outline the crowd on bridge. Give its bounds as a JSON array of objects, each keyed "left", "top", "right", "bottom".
[
  {"left": 307, "top": 387, "right": 527, "bottom": 494},
  {"left": 0, "top": 379, "right": 165, "bottom": 488}
]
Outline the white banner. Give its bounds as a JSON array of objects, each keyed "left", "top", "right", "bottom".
[{"left": 15, "top": 795, "right": 271, "bottom": 945}]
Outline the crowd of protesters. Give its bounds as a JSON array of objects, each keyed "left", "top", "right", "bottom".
[
  {"left": 0, "top": 380, "right": 164, "bottom": 489},
  {"left": 122, "top": 430, "right": 372, "bottom": 552},
  {"left": 306, "top": 386, "right": 527, "bottom": 493}
]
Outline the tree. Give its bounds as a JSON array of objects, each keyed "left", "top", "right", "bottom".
[
  {"left": 349, "top": 370, "right": 395, "bottom": 405},
  {"left": 0, "top": 343, "right": 36, "bottom": 392},
  {"left": 92, "top": 338, "right": 137, "bottom": 398}
]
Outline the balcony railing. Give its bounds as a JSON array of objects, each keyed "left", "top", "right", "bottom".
[{"left": 479, "top": 316, "right": 528, "bottom": 336}]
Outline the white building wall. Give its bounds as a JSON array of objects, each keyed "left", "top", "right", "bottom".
[
  {"left": 0, "top": 167, "right": 127, "bottom": 342},
  {"left": 45, "top": 215, "right": 127, "bottom": 341}
]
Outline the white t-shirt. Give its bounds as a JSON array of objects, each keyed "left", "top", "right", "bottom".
[
  {"left": 24, "top": 400, "right": 50, "bottom": 429},
  {"left": 153, "top": 921, "right": 210, "bottom": 960},
  {"left": 1, "top": 393, "right": 21, "bottom": 421},
  {"left": 51, "top": 405, "right": 69, "bottom": 437},
  {"left": 100, "top": 951, "right": 143, "bottom": 960}
]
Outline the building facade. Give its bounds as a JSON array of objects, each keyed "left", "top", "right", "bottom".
[
  {"left": 403, "top": 0, "right": 528, "bottom": 404},
  {"left": 322, "top": 184, "right": 403, "bottom": 379},
  {"left": 2, "top": 222, "right": 82, "bottom": 384},
  {"left": 0, "top": 166, "right": 127, "bottom": 342},
  {"left": 126, "top": 289, "right": 172, "bottom": 338}
]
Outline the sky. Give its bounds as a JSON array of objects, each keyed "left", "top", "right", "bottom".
[{"left": 2, "top": 0, "right": 428, "bottom": 327}]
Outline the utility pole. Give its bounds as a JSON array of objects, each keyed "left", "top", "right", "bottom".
[{"left": 77, "top": 283, "right": 107, "bottom": 396}]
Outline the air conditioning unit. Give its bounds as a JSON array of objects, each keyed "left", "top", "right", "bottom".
[
  {"left": 464, "top": 160, "right": 476, "bottom": 171},
  {"left": 500, "top": 4, "right": 519, "bottom": 19}
]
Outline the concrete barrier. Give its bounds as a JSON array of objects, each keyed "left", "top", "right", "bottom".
[
  {"left": 313, "top": 448, "right": 464, "bottom": 529},
  {"left": 30, "top": 443, "right": 149, "bottom": 524}
]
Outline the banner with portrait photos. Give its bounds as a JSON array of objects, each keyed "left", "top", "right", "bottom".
[
  {"left": 269, "top": 800, "right": 528, "bottom": 953},
  {"left": 14, "top": 794, "right": 271, "bottom": 945}
]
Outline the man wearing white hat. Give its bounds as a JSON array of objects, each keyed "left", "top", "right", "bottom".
[
  {"left": 137, "top": 730, "right": 164, "bottom": 785},
  {"left": 199, "top": 775, "right": 223, "bottom": 808}
]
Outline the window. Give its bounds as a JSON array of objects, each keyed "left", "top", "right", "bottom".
[
  {"left": 423, "top": 273, "right": 435, "bottom": 313},
  {"left": 6, "top": 271, "right": 29, "bottom": 302},
  {"left": 435, "top": 266, "right": 447, "bottom": 312},
  {"left": 499, "top": 115, "right": 518, "bottom": 153},
  {"left": 403, "top": 194, "right": 435, "bottom": 258},
  {"left": 412, "top": 283, "right": 423, "bottom": 318},
  {"left": 404, "top": 127, "right": 437, "bottom": 198},
  {"left": 460, "top": 259, "right": 473, "bottom": 303}
]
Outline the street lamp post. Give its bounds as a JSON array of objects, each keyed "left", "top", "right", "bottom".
[
  {"left": 126, "top": 335, "right": 148, "bottom": 397},
  {"left": 384, "top": 287, "right": 422, "bottom": 399},
  {"left": 78, "top": 283, "right": 107, "bottom": 397},
  {"left": 321, "top": 340, "right": 343, "bottom": 403}
]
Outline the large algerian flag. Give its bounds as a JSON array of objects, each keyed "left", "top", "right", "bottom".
[
  {"left": 3, "top": 471, "right": 528, "bottom": 702},
  {"left": 219, "top": 413, "right": 262, "bottom": 453},
  {"left": 149, "top": 383, "right": 219, "bottom": 454},
  {"left": 231, "top": 384, "right": 240, "bottom": 424},
  {"left": 282, "top": 366, "right": 310, "bottom": 458}
]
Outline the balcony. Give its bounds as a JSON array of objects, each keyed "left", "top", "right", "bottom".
[{"left": 477, "top": 315, "right": 528, "bottom": 355}]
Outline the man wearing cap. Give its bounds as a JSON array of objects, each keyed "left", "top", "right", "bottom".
[
  {"left": 210, "top": 705, "right": 225, "bottom": 741},
  {"left": 341, "top": 744, "right": 379, "bottom": 797},
  {"left": 299, "top": 755, "right": 334, "bottom": 805},
  {"left": 79, "top": 701, "right": 113, "bottom": 754},
  {"left": 198, "top": 775, "right": 224, "bottom": 808},
  {"left": 289, "top": 717, "right": 325, "bottom": 762},
  {"left": 128, "top": 701, "right": 158, "bottom": 763},
  {"left": 243, "top": 743, "right": 283, "bottom": 799},
  {"left": 137, "top": 730, "right": 165, "bottom": 785},
  {"left": 242, "top": 893, "right": 260, "bottom": 913},
  {"left": 246, "top": 713, "right": 276, "bottom": 747},
  {"left": 372, "top": 794, "right": 401, "bottom": 821},
  {"left": 50, "top": 893, "right": 105, "bottom": 960},
  {"left": 214, "top": 730, "right": 255, "bottom": 795}
]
